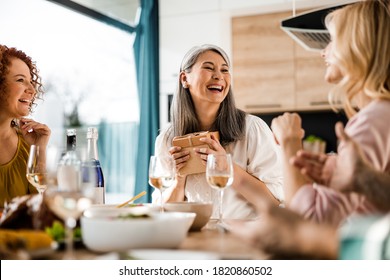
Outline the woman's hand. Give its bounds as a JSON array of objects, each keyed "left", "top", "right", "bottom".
[
  {"left": 193, "top": 134, "right": 226, "bottom": 165},
  {"left": 271, "top": 113, "right": 305, "bottom": 146},
  {"left": 169, "top": 146, "right": 190, "bottom": 177},
  {"left": 290, "top": 150, "right": 337, "bottom": 185},
  {"left": 227, "top": 201, "right": 338, "bottom": 259},
  {"left": 167, "top": 146, "right": 189, "bottom": 201},
  {"left": 329, "top": 122, "right": 366, "bottom": 192},
  {"left": 19, "top": 118, "right": 51, "bottom": 148},
  {"left": 227, "top": 200, "right": 311, "bottom": 256}
]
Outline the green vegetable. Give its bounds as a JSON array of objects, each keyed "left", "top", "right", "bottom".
[
  {"left": 117, "top": 213, "right": 150, "bottom": 219},
  {"left": 73, "top": 227, "right": 82, "bottom": 239},
  {"left": 124, "top": 203, "right": 144, "bottom": 208},
  {"left": 304, "top": 135, "right": 324, "bottom": 142},
  {"left": 45, "top": 220, "right": 82, "bottom": 242},
  {"left": 45, "top": 220, "right": 65, "bottom": 242}
]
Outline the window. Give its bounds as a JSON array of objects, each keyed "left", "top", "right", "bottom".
[{"left": 1, "top": 0, "right": 139, "bottom": 202}]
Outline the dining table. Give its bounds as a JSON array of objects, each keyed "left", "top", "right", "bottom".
[{"left": 38, "top": 221, "right": 269, "bottom": 260}]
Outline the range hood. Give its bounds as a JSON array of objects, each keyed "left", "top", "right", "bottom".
[{"left": 280, "top": 4, "right": 348, "bottom": 52}]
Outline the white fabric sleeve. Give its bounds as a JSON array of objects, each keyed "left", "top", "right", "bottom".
[
  {"left": 245, "top": 116, "right": 285, "bottom": 202},
  {"left": 151, "top": 127, "right": 175, "bottom": 203}
]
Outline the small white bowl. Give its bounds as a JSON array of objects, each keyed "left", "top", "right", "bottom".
[
  {"left": 81, "top": 212, "right": 195, "bottom": 252},
  {"left": 164, "top": 202, "right": 213, "bottom": 231}
]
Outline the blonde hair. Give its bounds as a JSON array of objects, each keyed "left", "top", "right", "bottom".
[{"left": 325, "top": 0, "right": 390, "bottom": 118}]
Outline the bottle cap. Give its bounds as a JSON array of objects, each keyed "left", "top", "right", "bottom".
[
  {"left": 66, "top": 128, "right": 76, "bottom": 136},
  {"left": 87, "top": 127, "right": 98, "bottom": 139}
]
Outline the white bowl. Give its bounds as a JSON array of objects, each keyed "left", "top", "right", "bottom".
[
  {"left": 81, "top": 212, "right": 195, "bottom": 252},
  {"left": 84, "top": 203, "right": 158, "bottom": 219},
  {"left": 164, "top": 202, "right": 213, "bottom": 231}
]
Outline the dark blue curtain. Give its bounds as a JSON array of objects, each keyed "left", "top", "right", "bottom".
[{"left": 133, "top": 0, "right": 160, "bottom": 202}]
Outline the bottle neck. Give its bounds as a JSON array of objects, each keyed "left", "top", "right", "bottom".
[
  {"left": 87, "top": 137, "right": 99, "bottom": 160},
  {"left": 66, "top": 134, "right": 77, "bottom": 152}
]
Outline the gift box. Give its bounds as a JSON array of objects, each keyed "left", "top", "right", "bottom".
[{"left": 172, "top": 131, "right": 220, "bottom": 175}]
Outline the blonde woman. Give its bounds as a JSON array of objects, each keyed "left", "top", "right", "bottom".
[{"left": 271, "top": 0, "right": 390, "bottom": 226}]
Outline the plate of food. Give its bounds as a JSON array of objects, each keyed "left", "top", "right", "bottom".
[{"left": 0, "top": 229, "right": 57, "bottom": 259}]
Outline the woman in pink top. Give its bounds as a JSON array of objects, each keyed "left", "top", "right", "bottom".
[{"left": 271, "top": 0, "right": 390, "bottom": 226}]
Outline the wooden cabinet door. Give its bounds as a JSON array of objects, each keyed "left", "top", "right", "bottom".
[
  {"left": 232, "top": 12, "right": 295, "bottom": 113},
  {"left": 232, "top": 10, "right": 333, "bottom": 113},
  {"left": 294, "top": 45, "right": 332, "bottom": 111}
]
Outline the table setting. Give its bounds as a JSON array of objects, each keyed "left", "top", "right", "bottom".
[
  {"left": 0, "top": 191, "right": 266, "bottom": 260},
  {"left": 0, "top": 147, "right": 267, "bottom": 260}
]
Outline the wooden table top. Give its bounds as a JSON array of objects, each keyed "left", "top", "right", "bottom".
[{"left": 40, "top": 223, "right": 268, "bottom": 260}]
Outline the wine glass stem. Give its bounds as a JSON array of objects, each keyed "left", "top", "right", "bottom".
[
  {"left": 219, "top": 189, "right": 224, "bottom": 223},
  {"left": 64, "top": 217, "right": 77, "bottom": 260},
  {"left": 160, "top": 190, "right": 164, "bottom": 213}
]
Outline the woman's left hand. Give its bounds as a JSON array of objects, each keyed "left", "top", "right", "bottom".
[
  {"left": 19, "top": 118, "right": 51, "bottom": 148},
  {"left": 193, "top": 134, "right": 226, "bottom": 165}
]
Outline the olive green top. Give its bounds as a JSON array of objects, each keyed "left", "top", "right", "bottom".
[{"left": 0, "top": 132, "right": 37, "bottom": 207}]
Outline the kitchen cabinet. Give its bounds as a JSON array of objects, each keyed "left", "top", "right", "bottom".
[{"left": 232, "top": 10, "right": 333, "bottom": 113}]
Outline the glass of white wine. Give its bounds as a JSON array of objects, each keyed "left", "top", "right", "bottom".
[
  {"left": 206, "top": 154, "right": 234, "bottom": 225},
  {"left": 26, "top": 145, "right": 47, "bottom": 195},
  {"left": 148, "top": 155, "right": 176, "bottom": 212},
  {"left": 45, "top": 146, "right": 96, "bottom": 259}
]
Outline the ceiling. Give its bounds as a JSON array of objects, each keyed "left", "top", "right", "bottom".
[{"left": 70, "top": 0, "right": 140, "bottom": 26}]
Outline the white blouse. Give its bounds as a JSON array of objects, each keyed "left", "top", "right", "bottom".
[{"left": 153, "top": 114, "right": 284, "bottom": 219}]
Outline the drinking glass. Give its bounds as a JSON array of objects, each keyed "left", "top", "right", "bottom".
[
  {"left": 148, "top": 155, "right": 176, "bottom": 212},
  {"left": 45, "top": 146, "right": 96, "bottom": 259},
  {"left": 206, "top": 154, "right": 234, "bottom": 225},
  {"left": 45, "top": 145, "right": 62, "bottom": 188},
  {"left": 26, "top": 145, "right": 47, "bottom": 195}
]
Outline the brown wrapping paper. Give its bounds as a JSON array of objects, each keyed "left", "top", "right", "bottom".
[{"left": 172, "top": 131, "right": 220, "bottom": 175}]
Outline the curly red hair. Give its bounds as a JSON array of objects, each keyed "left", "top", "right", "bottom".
[{"left": 0, "top": 44, "right": 44, "bottom": 113}]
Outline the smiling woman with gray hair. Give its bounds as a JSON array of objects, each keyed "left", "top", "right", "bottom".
[{"left": 153, "top": 44, "right": 284, "bottom": 219}]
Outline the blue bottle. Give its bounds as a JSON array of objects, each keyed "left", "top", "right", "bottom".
[{"left": 86, "top": 127, "right": 105, "bottom": 204}]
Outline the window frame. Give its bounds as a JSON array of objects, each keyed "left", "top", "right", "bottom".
[{"left": 46, "top": 0, "right": 138, "bottom": 34}]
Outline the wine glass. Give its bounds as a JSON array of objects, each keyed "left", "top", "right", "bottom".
[
  {"left": 45, "top": 146, "right": 96, "bottom": 259},
  {"left": 206, "top": 154, "right": 234, "bottom": 225},
  {"left": 26, "top": 145, "right": 47, "bottom": 195},
  {"left": 148, "top": 155, "right": 176, "bottom": 212}
]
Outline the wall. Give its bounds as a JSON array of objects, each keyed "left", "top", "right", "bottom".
[{"left": 158, "top": 0, "right": 355, "bottom": 128}]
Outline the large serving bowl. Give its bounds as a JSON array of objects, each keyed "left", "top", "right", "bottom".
[
  {"left": 164, "top": 202, "right": 213, "bottom": 231},
  {"left": 81, "top": 211, "right": 195, "bottom": 252},
  {"left": 84, "top": 203, "right": 159, "bottom": 219}
]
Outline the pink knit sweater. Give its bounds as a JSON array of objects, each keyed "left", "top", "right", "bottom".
[{"left": 289, "top": 100, "right": 390, "bottom": 226}]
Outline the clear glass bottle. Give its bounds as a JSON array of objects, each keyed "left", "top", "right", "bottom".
[
  {"left": 57, "top": 129, "right": 81, "bottom": 191},
  {"left": 86, "top": 127, "right": 105, "bottom": 204}
]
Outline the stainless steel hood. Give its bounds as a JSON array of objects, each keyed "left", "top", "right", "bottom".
[{"left": 280, "top": 4, "right": 348, "bottom": 52}]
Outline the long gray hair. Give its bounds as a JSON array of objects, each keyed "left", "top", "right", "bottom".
[{"left": 168, "top": 44, "right": 246, "bottom": 146}]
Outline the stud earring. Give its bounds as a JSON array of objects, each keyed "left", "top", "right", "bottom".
[{"left": 182, "top": 82, "right": 188, "bottom": 88}]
